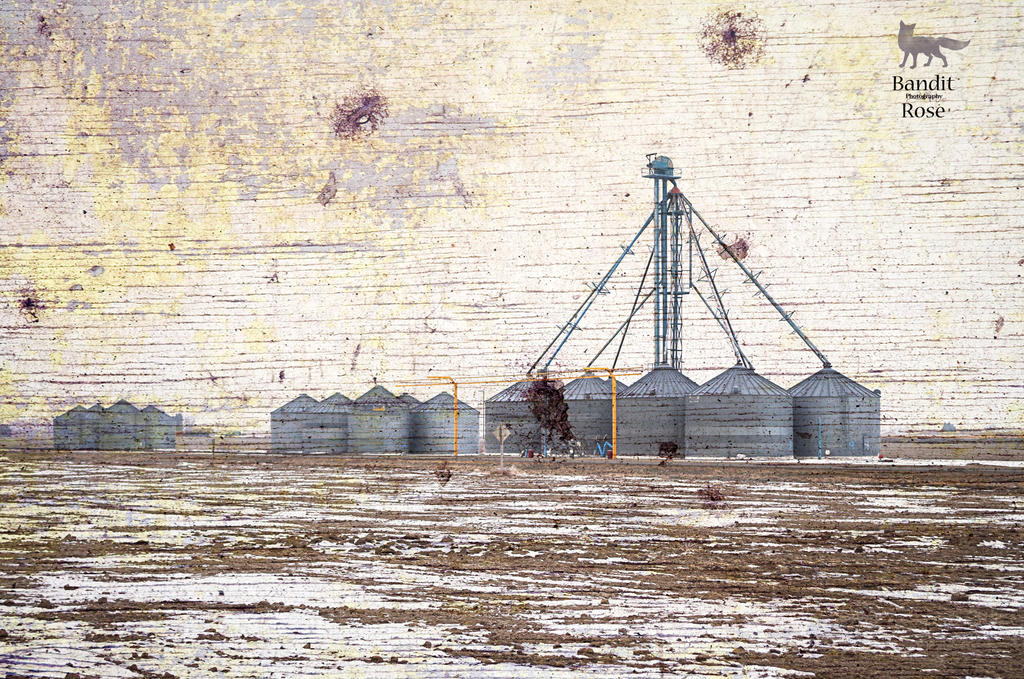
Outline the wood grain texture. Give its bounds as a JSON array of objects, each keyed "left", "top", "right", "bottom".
[{"left": 0, "top": 0, "right": 1020, "bottom": 435}]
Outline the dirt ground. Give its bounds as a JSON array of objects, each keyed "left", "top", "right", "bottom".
[{"left": 1, "top": 452, "right": 1021, "bottom": 678}]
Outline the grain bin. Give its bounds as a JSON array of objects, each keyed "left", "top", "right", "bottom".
[
  {"left": 685, "top": 364, "right": 792, "bottom": 457},
  {"left": 102, "top": 400, "right": 143, "bottom": 450},
  {"left": 348, "top": 386, "right": 413, "bottom": 455},
  {"left": 410, "top": 392, "right": 479, "bottom": 454},
  {"left": 562, "top": 377, "right": 612, "bottom": 455},
  {"left": 309, "top": 392, "right": 351, "bottom": 454},
  {"left": 81, "top": 404, "right": 103, "bottom": 449},
  {"left": 270, "top": 394, "right": 318, "bottom": 453},
  {"left": 617, "top": 364, "right": 698, "bottom": 456},
  {"left": 141, "top": 405, "right": 181, "bottom": 450},
  {"left": 53, "top": 408, "right": 75, "bottom": 450},
  {"left": 484, "top": 380, "right": 543, "bottom": 455},
  {"left": 789, "top": 368, "right": 881, "bottom": 457}
]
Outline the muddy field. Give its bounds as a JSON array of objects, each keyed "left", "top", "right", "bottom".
[{"left": 0, "top": 453, "right": 1021, "bottom": 678}]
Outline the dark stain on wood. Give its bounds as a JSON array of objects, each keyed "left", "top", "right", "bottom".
[
  {"left": 317, "top": 171, "right": 338, "bottom": 206},
  {"left": 698, "top": 10, "right": 766, "bottom": 70},
  {"left": 717, "top": 237, "right": 749, "bottom": 261},
  {"left": 330, "top": 90, "right": 389, "bottom": 139},
  {"left": 18, "top": 290, "right": 43, "bottom": 323}
]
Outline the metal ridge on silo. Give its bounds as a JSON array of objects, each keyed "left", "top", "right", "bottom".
[
  {"left": 274, "top": 393, "right": 319, "bottom": 413},
  {"left": 413, "top": 392, "right": 477, "bottom": 412},
  {"left": 692, "top": 364, "right": 789, "bottom": 396},
  {"left": 353, "top": 385, "right": 399, "bottom": 405},
  {"left": 619, "top": 363, "right": 699, "bottom": 398},
  {"left": 561, "top": 377, "right": 611, "bottom": 400},
  {"left": 789, "top": 368, "right": 880, "bottom": 398},
  {"left": 485, "top": 380, "right": 535, "bottom": 402},
  {"left": 310, "top": 392, "right": 351, "bottom": 413}
]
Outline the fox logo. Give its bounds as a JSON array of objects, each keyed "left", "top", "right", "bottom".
[{"left": 899, "top": 20, "right": 970, "bottom": 68}]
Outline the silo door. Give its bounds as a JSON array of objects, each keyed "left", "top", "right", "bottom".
[{"left": 862, "top": 434, "right": 869, "bottom": 454}]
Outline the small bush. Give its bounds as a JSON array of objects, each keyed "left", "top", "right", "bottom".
[{"left": 697, "top": 483, "right": 725, "bottom": 509}]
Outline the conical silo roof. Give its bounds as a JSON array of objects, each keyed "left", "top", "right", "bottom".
[
  {"left": 413, "top": 392, "right": 477, "bottom": 413},
  {"left": 562, "top": 377, "right": 611, "bottom": 400},
  {"left": 311, "top": 392, "right": 351, "bottom": 412},
  {"left": 354, "top": 385, "right": 398, "bottom": 405},
  {"left": 88, "top": 404, "right": 104, "bottom": 412},
  {"left": 274, "top": 394, "right": 319, "bottom": 413},
  {"left": 396, "top": 393, "right": 421, "bottom": 406},
  {"left": 486, "top": 380, "right": 535, "bottom": 403},
  {"left": 107, "top": 399, "right": 140, "bottom": 413},
  {"left": 620, "top": 364, "right": 699, "bottom": 398},
  {"left": 142, "top": 405, "right": 166, "bottom": 414},
  {"left": 789, "top": 368, "right": 880, "bottom": 399},
  {"left": 692, "top": 364, "right": 789, "bottom": 396}
]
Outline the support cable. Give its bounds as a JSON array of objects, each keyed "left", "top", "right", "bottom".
[
  {"left": 673, "top": 184, "right": 831, "bottom": 368},
  {"left": 530, "top": 210, "right": 655, "bottom": 374}
]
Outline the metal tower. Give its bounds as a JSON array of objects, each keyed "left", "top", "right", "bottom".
[
  {"left": 643, "top": 155, "right": 689, "bottom": 368},
  {"left": 529, "top": 153, "right": 829, "bottom": 375}
]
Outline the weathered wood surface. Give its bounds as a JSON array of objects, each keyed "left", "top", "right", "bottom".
[{"left": 0, "top": 1, "right": 1020, "bottom": 434}]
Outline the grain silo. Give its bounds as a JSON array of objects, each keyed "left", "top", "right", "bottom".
[
  {"left": 309, "top": 392, "right": 351, "bottom": 454},
  {"left": 789, "top": 368, "right": 881, "bottom": 457},
  {"left": 348, "top": 386, "right": 413, "bottom": 455},
  {"left": 53, "top": 408, "right": 74, "bottom": 450},
  {"left": 685, "top": 364, "right": 792, "bottom": 457},
  {"left": 81, "top": 404, "right": 103, "bottom": 449},
  {"left": 562, "top": 377, "right": 612, "bottom": 455},
  {"left": 270, "top": 394, "right": 318, "bottom": 453},
  {"left": 484, "top": 380, "right": 543, "bottom": 455},
  {"left": 617, "top": 364, "right": 698, "bottom": 456},
  {"left": 102, "top": 400, "right": 143, "bottom": 450},
  {"left": 141, "top": 405, "right": 182, "bottom": 450},
  {"left": 410, "top": 392, "right": 479, "bottom": 454}
]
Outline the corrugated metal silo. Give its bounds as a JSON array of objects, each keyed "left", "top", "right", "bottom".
[
  {"left": 617, "top": 364, "right": 698, "bottom": 456},
  {"left": 410, "top": 392, "right": 479, "bottom": 454},
  {"left": 103, "top": 400, "right": 142, "bottom": 450},
  {"left": 309, "top": 392, "right": 351, "bottom": 454},
  {"left": 685, "top": 364, "right": 793, "bottom": 457},
  {"left": 562, "top": 377, "right": 612, "bottom": 455},
  {"left": 81, "top": 405, "right": 103, "bottom": 449},
  {"left": 348, "top": 386, "right": 412, "bottom": 455},
  {"left": 789, "top": 368, "right": 881, "bottom": 457},
  {"left": 270, "top": 394, "right": 318, "bottom": 453},
  {"left": 53, "top": 409, "right": 72, "bottom": 450},
  {"left": 141, "top": 405, "right": 181, "bottom": 450},
  {"left": 484, "top": 380, "right": 543, "bottom": 455},
  {"left": 56, "top": 405, "right": 90, "bottom": 450}
]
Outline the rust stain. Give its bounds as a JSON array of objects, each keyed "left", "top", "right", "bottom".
[
  {"left": 330, "top": 90, "right": 389, "bottom": 139},
  {"left": 698, "top": 9, "right": 766, "bottom": 70},
  {"left": 717, "top": 237, "right": 749, "bottom": 261},
  {"left": 317, "top": 171, "right": 338, "bottom": 206},
  {"left": 18, "top": 290, "right": 43, "bottom": 323},
  {"left": 37, "top": 15, "right": 52, "bottom": 39}
]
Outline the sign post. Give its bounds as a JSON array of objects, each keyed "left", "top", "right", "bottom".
[{"left": 495, "top": 423, "right": 511, "bottom": 468}]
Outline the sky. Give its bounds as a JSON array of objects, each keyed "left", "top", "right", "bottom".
[{"left": 0, "top": 0, "right": 1020, "bottom": 435}]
